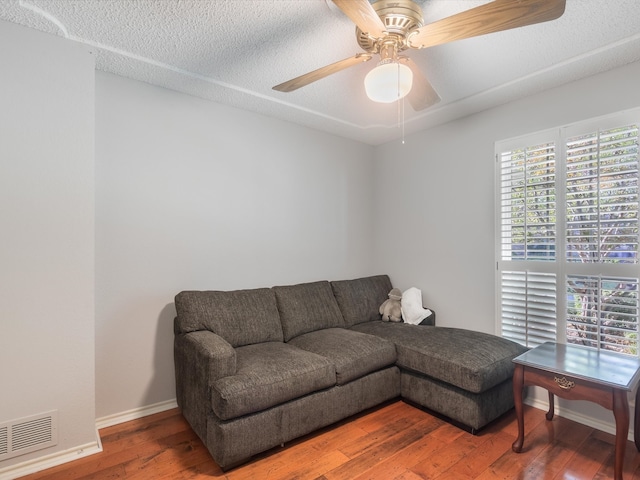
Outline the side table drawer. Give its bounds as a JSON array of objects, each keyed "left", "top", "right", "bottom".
[{"left": 523, "top": 367, "right": 614, "bottom": 410}]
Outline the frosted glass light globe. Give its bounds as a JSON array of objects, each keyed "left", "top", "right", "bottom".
[{"left": 364, "top": 62, "right": 413, "bottom": 103}]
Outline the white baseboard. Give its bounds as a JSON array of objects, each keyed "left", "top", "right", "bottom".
[
  {"left": 525, "top": 396, "right": 635, "bottom": 442},
  {"left": 95, "top": 398, "right": 178, "bottom": 430},
  {"left": 0, "top": 399, "right": 178, "bottom": 480},
  {"left": 0, "top": 430, "right": 102, "bottom": 480}
]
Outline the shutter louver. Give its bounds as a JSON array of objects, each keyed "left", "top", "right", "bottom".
[
  {"left": 566, "top": 275, "right": 639, "bottom": 355},
  {"left": 500, "top": 143, "right": 555, "bottom": 261},
  {"left": 501, "top": 271, "right": 556, "bottom": 348},
  {"left": 566, "top": 125, "right": 639, "bottom": 263}
]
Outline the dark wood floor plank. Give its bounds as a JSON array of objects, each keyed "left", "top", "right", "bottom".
[
  {"left": 410, "top": 428, "right": 485, "bottom": 478},
  {"left": 323, "top": 417, "right": 440, "bottom": 480},
  {"left": 349, "top": 400, "right": 412, "bottom": 433},
  {"left": 348, "top": 416, "right": 445, "bottom": 480},
  {"left": 336, "top": 404, "right": 434, "bottom": 459},
  {"left": 443, "top": 431, "right": 516, "bottom": 479},
  {"left": 557, "top": 432, "right": 614, "bottom": 480}
]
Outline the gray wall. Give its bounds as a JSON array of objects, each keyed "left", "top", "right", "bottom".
[
  {"left": 0, "top": 20, "right": 97, "bottom": 469},
  {"left": 95, "top": 72, "right": 377, "bottom": 418}
]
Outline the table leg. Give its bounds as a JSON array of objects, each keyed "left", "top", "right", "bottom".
[
  {"left": 546, "top": 391, "right": 555, "bottom": 421},
  {"left": 512, "top": 364, "right": 525, "bottom": 453},
  {"left": 612, "top": 389, "right": 629, "bottom": 480}
]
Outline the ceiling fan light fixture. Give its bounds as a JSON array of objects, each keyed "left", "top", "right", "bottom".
[{"left": 364, "top": 60, "right": 413, "bottom": 103}]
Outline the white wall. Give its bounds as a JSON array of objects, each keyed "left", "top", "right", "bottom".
[
  {"left": 95, "top": 72, "right": 376, "bottom": 418},
  {"left": 373, "top": 60, "right": 640, "bottom": 429},
  {"left": 0, "top": 20, "right": 97, "bottom": 471}
]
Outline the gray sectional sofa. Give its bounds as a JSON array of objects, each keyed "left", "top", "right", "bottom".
[{"left": 173, "top": 275, "right": 527, "bottom": 470}]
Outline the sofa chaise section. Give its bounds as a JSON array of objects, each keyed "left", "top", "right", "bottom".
[
  {"left": 350, "top": 320, "right": 526, "bottom": 430},
  {"left": 330, "top": 275, "right": 527, "bottom": 431}
]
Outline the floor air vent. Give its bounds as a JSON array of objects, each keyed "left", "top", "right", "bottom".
[{"left": 0, "top": 411, "right": 57, "bottom": 461}]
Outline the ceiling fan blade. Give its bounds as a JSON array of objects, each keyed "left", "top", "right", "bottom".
[
  {"left": 331, "top": 0, "right": 387, "bottom": 38},
  {"left": 399, "top": 57, "right": 440, "bottom": 111},
  {"left": 273, "top": 53, "right": 373, "bottom": 92},
  {"left": 408, "top": 0, "right": 566, "bottom": 49}
]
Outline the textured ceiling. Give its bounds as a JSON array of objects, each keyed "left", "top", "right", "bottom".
[{"left": 2, "top": 0, "right": 640, "bottom": 145}]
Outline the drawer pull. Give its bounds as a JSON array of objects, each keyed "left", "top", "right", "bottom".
[{"left": 554, "top": 376, "right": 575, "bottom": 390}]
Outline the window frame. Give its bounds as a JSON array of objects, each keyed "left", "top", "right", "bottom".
[{"left": 495, "top": 108, "right": 640, "bottom": 355}]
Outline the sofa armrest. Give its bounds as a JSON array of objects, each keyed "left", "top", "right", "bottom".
[
  {"left": 174, "top": 330, "right": 236, "bottom": 440},
  {"left": 418, "top": 308, "right": 436, "bottom": 326}
]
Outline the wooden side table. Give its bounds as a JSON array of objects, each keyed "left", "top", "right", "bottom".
[{"left": 512, "top": 342, "right": 640, "bottom": 480}]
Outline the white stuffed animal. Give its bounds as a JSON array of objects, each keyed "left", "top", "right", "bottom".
[{"left": 379, "top": 288, "right": 403, "bottom": 322}]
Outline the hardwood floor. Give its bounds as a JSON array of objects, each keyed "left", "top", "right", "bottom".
[{"left": 18, "top": 400, "right": 640, "bottom": 480}]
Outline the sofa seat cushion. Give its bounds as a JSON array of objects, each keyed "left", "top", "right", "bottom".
[
  {"left": 331, "top": 275, "right": 392, "bottom": 327},
  {"left": 211, "top": 342, "right": 336, "bottom": 420},
  {"left": 273, "top": 281, "right": 345, "bottom": 341},
  {"left": 352, "top": 322, "right": 527, "bottom": 393},
  {"left": 288, "top": 328, "right": 397, "bottom": 385}
]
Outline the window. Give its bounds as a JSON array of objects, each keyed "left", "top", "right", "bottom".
[{"left": 496, "top": 111, "right": 640, "bottom": 356}]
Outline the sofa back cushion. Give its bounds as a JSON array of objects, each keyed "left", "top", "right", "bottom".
[
  {"left": 331, "top": 275, "right": 392, "bottom": 327},
  {"left": 273, "top": 281, "right": 345, "bottom": 341},
  {"left": 174, "top": 288, "right": 283, "bottom": 347}
]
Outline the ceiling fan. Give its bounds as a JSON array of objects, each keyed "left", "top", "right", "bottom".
[{"left": 273, "top": 0, "right": 566, "bottom": 110}]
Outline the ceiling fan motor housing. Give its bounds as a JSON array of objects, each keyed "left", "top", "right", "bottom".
[{"left": 356, "top": 0, "right": 424, "bottom": 53}]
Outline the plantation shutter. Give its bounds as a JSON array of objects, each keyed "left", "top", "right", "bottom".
[
  {"left": 566, "top": 275, "right": 639, "bottom": 353},
  {"left": 497, "top": 136, "right": 558, "bottom": 347},
  {"left": 499, "top": 142, "right": 556, "bottom": 261},
  {"left": 501, "top": 271, "right": 557, "bottom": 347},
  {"left": 496, "top": 113, "right": 640, "bottom": 356},
  {"left": 563, "top": 122, "right": 640, "bottom": 354},
  {"left": 565, "top": 125, "right": 639, "bottom": 263}
]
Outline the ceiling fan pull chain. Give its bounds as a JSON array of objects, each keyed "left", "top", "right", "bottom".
[
  {"left": 397, "top": 62, "right": 401, "bottom": 126},
  {"left": 396, "top": 92, "right": 406, "bottom": 145},
  {"left": 402, "top": 96, "right": 406, "bottom": 145},
  {"left": 396, "top": 63, "right": 405, "bottom": 145}
]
